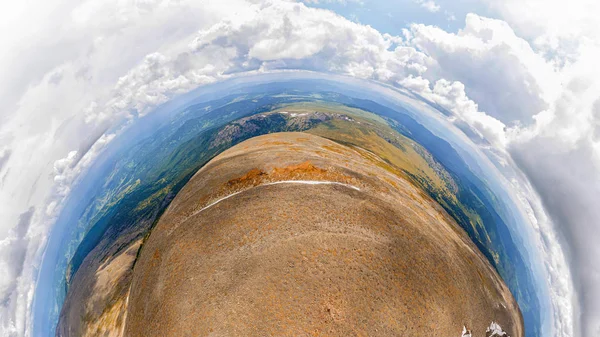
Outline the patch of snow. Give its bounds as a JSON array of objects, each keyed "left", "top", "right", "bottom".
[
  {"left": 289, "top": 112, "right": 308, "bottom": 117},
  {"left": 195, "top": 190, "right": 245, "bottom": 214},
  {"left": 487, "top": 322, "right": 507, "bottom": 336},
  {"left": 193, "top": 180, "right": 361, "bottom": 215},
  {"left": 459, "top": 322, "right": 509, "bottom": 337},
  {"left": 278, "top": 111, "right": 289, "bottom": 114}
]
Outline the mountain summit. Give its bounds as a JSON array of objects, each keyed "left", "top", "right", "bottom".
[{"left": 124, "top": 132, "right": 523, "bottom": 337}]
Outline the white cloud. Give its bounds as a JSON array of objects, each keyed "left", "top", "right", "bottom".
[
  {"left": 82, "top": 0, "right": 434, "bottom": 127},
  {"left": 401, "top": 11, "right": 599, "bottom": 336},
  {"left": 414, "top": 0, "right": 440, "bottom": 13},
  {"left": 479, "top": 0, "right": 600, "bottom": 64},
  {"left": 507, "top": 43, "right": 600, "bottom": 337},
  {"left": 300, "top": 0, "right": 363, "bottom": 5},
  {"left": 400, "top": 75, "right": 507, "bottom": 148},
  {"left": 405, "top": 13, "right": 560, "bottom": 126},
  {"left": 0, "top": 208, "right": 34, "bottom": 336},
  {"left": 468, "top": 1, "right": 600, "bottom": 336}
]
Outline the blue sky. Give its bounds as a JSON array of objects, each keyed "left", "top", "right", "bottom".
[{"left": 302, "top": 0, "right": 495, "bottom": 36}]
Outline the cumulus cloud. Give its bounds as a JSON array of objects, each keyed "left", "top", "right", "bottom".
[
  {"left": 0, "top": 208, "right": 34, "bottom": 336},
  {"left": 508, "top": 45, "right": 600, "bottom": 336},
  {"left": 400, "top": 75, "right": 507, "bottom": 147},
  {"left": 0, "top": 148, "right": 11, "bottom": 173},
  {"left": 405, "top": 13, "right": 559, "bottom": 126},
  {"left": 82, "top": 0, "right": 435, "bottom": 127},
  {"left": 0, "top": 0, "right": 590, "bottom": 336},
  {"left": 479, "top": 0, "right": 599, "bottom": 63},
  {"left": 0, "top": 209, "right": 33, "bottom": 304},
  {"left": 467, "top": 1, "right": 600, "bottom": 335},
  {"left": 401, "top": 9, "right": 600, "bottom": 335}
]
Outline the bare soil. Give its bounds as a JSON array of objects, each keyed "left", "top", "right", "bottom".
[{"left": 124, "top": 132, "right": 523, "bottom": 337}]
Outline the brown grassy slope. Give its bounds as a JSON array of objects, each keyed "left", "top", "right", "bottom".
[{"left": 124, "top": 132, "right": 523, "bottom": 337}]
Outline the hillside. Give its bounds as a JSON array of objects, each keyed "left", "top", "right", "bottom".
[{"left": 125, "top": 132, "right": 523, "bottom": 337}]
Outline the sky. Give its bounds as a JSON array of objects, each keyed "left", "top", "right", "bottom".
[{"left": 0, "top": 0, "right": 599, "bottom": 336}]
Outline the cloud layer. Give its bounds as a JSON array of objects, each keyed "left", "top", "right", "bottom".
[{"left": 2, "top": 0, "right": 598, "bottom": 336}]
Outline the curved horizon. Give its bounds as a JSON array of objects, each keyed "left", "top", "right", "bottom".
[
  {"left": 33, "top": 74, "right": 558, "bottom": 336},
  {"left": 1, "top": 1, "right": 596, "bottom": 336}
]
